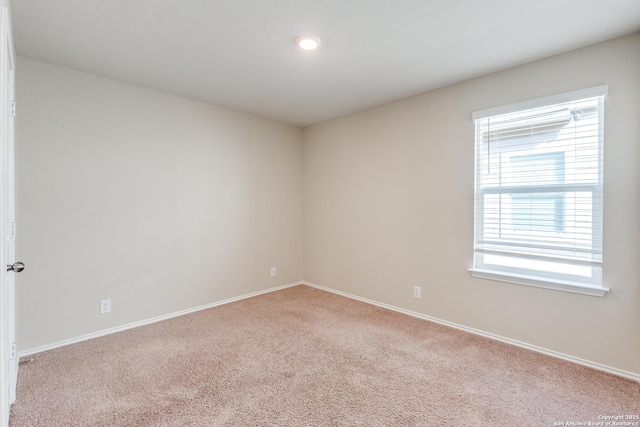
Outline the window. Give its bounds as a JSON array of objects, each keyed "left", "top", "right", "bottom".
[{"left": 469, "top": 86, "right": 609, "bottom": 297}]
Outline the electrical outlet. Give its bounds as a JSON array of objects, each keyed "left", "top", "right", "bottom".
[
  {"left": 413, "top": 286, "right": 421, "bottom": 299},
  {"left": 270, "top": 267, "right": 277, "bottom": 277},
  {"left": 100, "top": 299, "right": 111, "bottom": 314}
]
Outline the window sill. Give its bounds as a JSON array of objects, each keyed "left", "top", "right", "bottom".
[{"left": 468, "top": 268, "right": 609, "bottom": 297}]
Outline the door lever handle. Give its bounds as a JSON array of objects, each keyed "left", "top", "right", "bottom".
[{"left": 7, "top": 262, "right": 24, "bottom": 272}]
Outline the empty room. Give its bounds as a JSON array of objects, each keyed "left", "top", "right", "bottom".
[{"left": 1, "top": 0, "right": 639, "bottom": 425}]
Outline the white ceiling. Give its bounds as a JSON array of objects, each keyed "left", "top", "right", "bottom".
[{"left": 11, "top": 0, "right": 640, "bottom": 127}]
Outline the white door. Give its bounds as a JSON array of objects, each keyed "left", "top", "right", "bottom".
[{"left": 0, "top": 5, "right": 17, "bottom": 426}]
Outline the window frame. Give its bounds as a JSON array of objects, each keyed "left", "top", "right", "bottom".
[{"left": 468, "top": 86, "right": 609, "bottom": 297}]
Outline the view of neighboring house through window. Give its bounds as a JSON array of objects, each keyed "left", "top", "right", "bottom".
[
  {"left": 470, "top": 86, "right": 608, "bottom": 296},
  {"left": 510, "top": 152, "right": 566, "bottom": 233}
]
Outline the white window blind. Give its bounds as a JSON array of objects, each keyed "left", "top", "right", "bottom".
[{"left": 470, "top": 86, "right": 608, "bottom": 296}]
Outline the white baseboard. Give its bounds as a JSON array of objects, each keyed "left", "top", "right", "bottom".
[
  {"left": 19, "top": 281, "right": 302, "bottom": 358},
  {"left": 302, "top": 281, "right": 640, "bottom": 383},
  {"left": 20, "top": 280, "right": 640, "bottom": 383}
]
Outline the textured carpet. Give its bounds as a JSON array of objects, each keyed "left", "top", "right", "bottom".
[{"left": 10, "top": 285, "right": 640, "bottom": 426}]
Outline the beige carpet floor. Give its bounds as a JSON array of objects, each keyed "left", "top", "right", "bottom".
[{"left": 10, "top": 285, "right": 640, "bottom": 426}]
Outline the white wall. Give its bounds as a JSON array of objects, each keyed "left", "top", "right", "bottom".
[
  {"left": 16, "top": 57, "right": 303, "bottom": 352},
  {"left": 303, "top": 33, "right": 640, "bottom": 376}
]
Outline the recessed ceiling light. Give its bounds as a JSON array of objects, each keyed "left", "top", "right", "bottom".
[{"left": 296, "top": 36, "right": 321, "bottom": 51}]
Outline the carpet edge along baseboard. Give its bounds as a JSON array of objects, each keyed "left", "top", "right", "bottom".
[
  {"left": 302, "top": 281, "right": 640, "bottom": 384},
  {"left": 19, "top": 280, "right": 640, "bottom": 384},
  {"left": 19, "top": 282, "right": 301, "bottom": 357}
]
